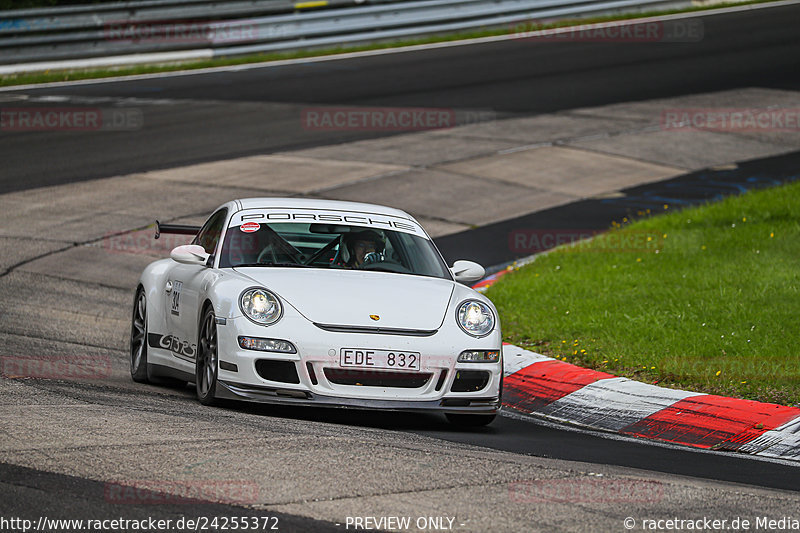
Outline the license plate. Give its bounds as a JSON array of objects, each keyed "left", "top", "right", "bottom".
[{"left": 339, "top": 348, "right": 421, "bottom": 371}]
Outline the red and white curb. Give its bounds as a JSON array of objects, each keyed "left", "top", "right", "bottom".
[{"left": 500, "top": 343, "right": 800, "bottom": 462}]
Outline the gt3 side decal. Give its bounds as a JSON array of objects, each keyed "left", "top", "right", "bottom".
[{"left": 147, "top": 333, "right": 196, "bottom": 359}]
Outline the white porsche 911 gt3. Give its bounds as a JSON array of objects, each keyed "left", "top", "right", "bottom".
[{"left": 130, "top": 198, "right": 502, "bottom": 425}]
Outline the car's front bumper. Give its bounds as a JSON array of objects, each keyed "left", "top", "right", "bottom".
[
  {"left": 215, "top": 315, "right": 502, "bottom": 413},
  {"left": 215, "top": 380, "right": 501, "bottom": 414}
]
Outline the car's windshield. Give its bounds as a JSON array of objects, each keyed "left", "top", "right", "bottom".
[{"left": 219, "top": 220, "right": 451, "bottom": 280}]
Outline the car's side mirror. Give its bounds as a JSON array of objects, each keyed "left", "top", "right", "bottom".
[
  {"left": 450, "top": 260, "right": 485, "bottom": 283},
  {"left": 170, "top": 244, "right": 210, "bottom": 266}
]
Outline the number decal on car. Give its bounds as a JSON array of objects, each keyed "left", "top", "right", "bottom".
[{"left": 170, "top": 281, "right": 182, "bottom": 316}]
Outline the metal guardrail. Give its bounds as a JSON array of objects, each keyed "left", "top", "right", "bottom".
[
  {"left": 0, "top": 0, "right": 691, "bottom": 73},
  {"left": 0, "top": 0, "right": 384, "bottom": 33}
]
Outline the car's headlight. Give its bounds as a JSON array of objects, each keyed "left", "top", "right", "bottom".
[
  {"left": 456, "top": 300, "right": 495, "bottom": 337},
  {"left": 240, "top": 288, "right": 282, "bottom": 325}
]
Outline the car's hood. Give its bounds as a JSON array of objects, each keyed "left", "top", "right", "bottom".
[{"left": 232, "top": 267, "right": 455, "bottom": 330}]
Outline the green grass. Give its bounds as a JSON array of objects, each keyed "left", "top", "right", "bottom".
[
  {"left": 0, "top": 0, "right": 781, "bottom": 88},
  {"left": 487, "top": 182, "right": 800, "bottom": 406}
]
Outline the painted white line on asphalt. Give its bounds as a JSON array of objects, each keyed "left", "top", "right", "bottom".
[
  {"left": 2, "top": 0, "right": 799, "bottom": 91},
  {"left": 0, "top": 49, "right": 214, "bottom": 76},
  {"left": 538, "top": 377, "right": 703, "bottom": 432}
]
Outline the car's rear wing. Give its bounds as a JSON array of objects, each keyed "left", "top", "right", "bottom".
[{"left": 154, "top": 220, "right": 201, "bottom": 240}]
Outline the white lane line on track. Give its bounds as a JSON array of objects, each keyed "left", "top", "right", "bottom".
[
  {"left": 0, "top": 49, "right": 213, "bottom": 77},
  {"left": 2, "top": 0, "right": 800, "bottom": 92},
  {"left": 14, "top": 94, "right": 222, "bottom": 106}
]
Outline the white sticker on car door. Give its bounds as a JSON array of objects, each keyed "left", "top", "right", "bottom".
[{"left": 170, "top": 281, "right": 183, "bottom": 316}]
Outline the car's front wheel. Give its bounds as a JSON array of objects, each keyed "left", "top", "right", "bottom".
[
  {"left": 445, "top": 413, "right": 496, "bottom": 427},
  {"left": 196, "top": 306, "right": 219, "bottom": 405},
  {"left": 130, "top": 288, "right": 149, "bottom": 383}
]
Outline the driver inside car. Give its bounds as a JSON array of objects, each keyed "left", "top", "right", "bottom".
[{"left": 337, "top": 229, "right": 385, "bottom": 268}]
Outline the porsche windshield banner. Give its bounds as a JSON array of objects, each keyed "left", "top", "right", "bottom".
[{"left": 229, "top": 209, "right": 424, "bottom": 236}]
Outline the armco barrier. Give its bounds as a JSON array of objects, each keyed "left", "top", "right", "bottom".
[{"left": 0, "top": 0, "right": 691, "bottom": 72}]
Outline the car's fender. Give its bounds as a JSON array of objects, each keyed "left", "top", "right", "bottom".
[
  {"left": 137, "top": 258, "right": 174, "bottom": 338},
  {"left": 201, "top": 271, "right": 253, "bottom": 322}
]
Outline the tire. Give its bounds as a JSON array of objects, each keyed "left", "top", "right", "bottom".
[
  {"left": 196, "top": 306, "right": 219, "bottom": 406},
  {"left": 130, "top": 288, "right": 149, "bottom": 383},
  {"left": 445, "top": 413, "right": 496, "bottom": 427}
]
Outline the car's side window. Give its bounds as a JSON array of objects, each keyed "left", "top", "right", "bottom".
[{"left": 194, "top": 209, "right": 228, "bottom": 255}]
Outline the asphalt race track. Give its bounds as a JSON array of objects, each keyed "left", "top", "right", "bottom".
[
  {"left": 1, "top": 3, "right": 800, "bottom": 531},
  {"left": 1, "top": 4, "right": 800, "bottom": 192},
  {"left": 436, "top": 150, "right": 800, "bottom": 266}
]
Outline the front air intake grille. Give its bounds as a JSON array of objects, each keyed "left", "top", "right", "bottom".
[
  {"left": 313, "top": 323, "right": 437, "bottom": 337},
  {"left": 450, "top": 370, "right": 490, "bottom": 392},
  {"left": 255, "top": 360, "right": 300, "bottom": 384},
  {"left": 323, "top": 368, "right": 432, "bottom": 388},
  {"left": 434, "top": 369, "right": 448, "bottom": 391},
  {"left": 306, "top": 362, "right": 318, "bottom": 385}
]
